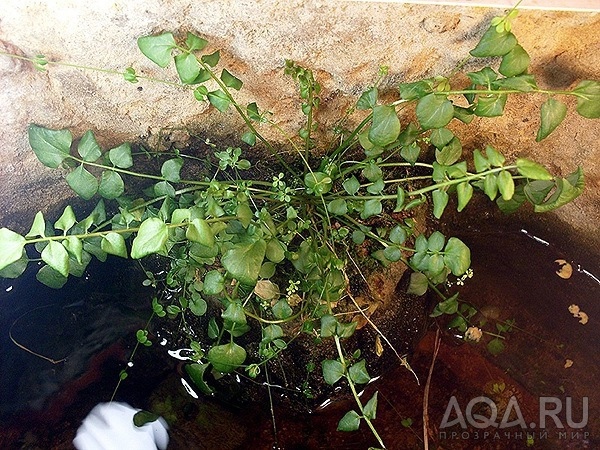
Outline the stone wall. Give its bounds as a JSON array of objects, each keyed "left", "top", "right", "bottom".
[{"left": 1, "top": 1, "right": 599, "bottom": 250}]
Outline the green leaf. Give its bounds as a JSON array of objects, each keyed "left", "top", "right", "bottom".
[
  {"left": 524, "top": 180, "right": 554, "bottom": 205},
  {"left": 483, "top": 173, "right": 498, "bottom": 200},
  {"left": 161, "top": 158, "right": 183, "bottom": 182},
  {"left": 189, "top": 292, "right": 208, "bottom": 317},
  {"left": 516, "top": 158, "right": 553, "bottom": 180},
  {"left": 0, "top": 254, "right": 28, "bottom": 278},
  {"left": 131, "top": 217, "right": 168, "bottom": 259},
  {"left": 496, "top": 185, "right": 527, "bottom": 213},
  {"left": 272, "top": 299, "right": 293, "bottom": 319},
  {"left": 63, "top": 236, "right": 83, "bottom": 263},
  {"left": 27, "top": 211, "right": 46, "bottom": 238},
  {"left": 475, "top": 94, "right": 507, "bottom": 117},
  {"left": 428, "top": 231, "right": 445, "bottom": 252},
  {"left": 133, "top": 411, "right": 161, "bottom": 428},
  {"left": 174, "top": 52, "right": 200, "bottom": 84},
  {"left": 207, "top": 342, "right": 247, "bottom": 373},
  {"left": 201, "top": 50, "right": 220, "bottom": 67},
  {"left": 41, "top": 240, "right": 69, "bottom": 277},
  {"left": 573, "top": 80, "right": 600, "bottom": 118},
  {"left": 123, "top": 67, "right": 138, "bottom": 83},
  {"left": 487, "top": 338, "right": 505, "bottom": 356},
  {"left": 203, "top": 270, "right": 224, "bottom": 295},
  {"left": 369, "top": 105, "right": 400, "bottom": 147},
  {"left": 401, "top": 143, "right": 420, "bottom": 165},
  {"left": 467, "top": 67, "right": 497, "bottom": 86},
  {"left": 0, "top": 228, "right": 26, "bottom": 271},
  {"left": 207, "top": 89, "right": 231, "bottom": 112},
  {"left": 470, "top": 26, "right": 517, "bottom": 57},
  {"left": 352, "top": 230, "right": 366, "bottom": 245},
  {"left": 473, "top": 149, "right": 490, "bottom": 173},
  {"left": 36, "top": 265, "right": 68, "bottom": 289},
  {"left": 361, "top": 163, "right": 382, "bottom": 182},
  {"left": 398, "top": 79, "right": 433, "bottom": 100},
  {"left": 222, "top": 302, "right": 247, "bottom": 325},
  {"left": 443, "top": 237, "right": 471, "bottom": 276},
  {"left": 492, "top": 74, "right": 537, "bottom": 92},
  {"left": 342, "top": 176, "right": 360, "bottom": 195},
  {"left": 435, "top": 137, "right": 462, "bottom": 166},
  {"left": 348, "top": 360, "right": 371, "bottom": 384},
  {"left": 98, "top": 170, "right": 125, "bottom": 199},
  {"left": 389, "top": 225, "right": 407, "bottom": 245},
  {"left": 66, "top": 165, "right": 98, "bottom": 200},
  {"left": 456, "top": 182, "right": 473, "bottom": 212},
  {"left": 185, "top": 32, "right": 208, "bottom": 51},
  {"left": 536, "top": 98, "right": 567, "bottom": 142},
  {"left": 383, "top": 246, "right": 402, "bottom": 262},
  {"left": 28, "top": 125, "right": 72, "bottom": 168},
  {"left": 320, "top": 315, "right": 338, "bottom": 338},
  {"left": 357, "top": 87, "right": 378, "bottom": 110},
  {"left": 394, "top": 186, "right": 406, "bottom": 212},
  {"left": 416, "top": 94, "right": 454, "bottom": 130},
  {"left": 304, "top": 172, "right": 332, "bottom": 195},
  {"left": 77, "top": 130, "right": 102, "bottom": 162},
  {"left": 241, "top": 131, "right": 256, "bottom": 146},
  {"left": 222, "top": 239, "right": 267, "bottom": 285},
  {"left": 185, "top": 363, "right": 214, "bottom": 395},
  {"left": 407, "top": 271, "right": 428, "bottom": 296},
  {"left": 499, "top": 44, "right": 530, "bottom": 77},
  {"left": 432, "top": 189, "right": 449, "bottom": 219},
  {"left": 137, "top": 33, "right": 176, "bottom": 68},
  {"left": 430, "top": 128, "right": 454, "bottom": 149},
  {"left": 54, "top": 206, "right": 76, "bottom": 233},
  {"left": 337, "top": 410, "right": 361, "bottom": 432},
  {"left": 497, "top": 170, "right": 515, "bottom": 200},
  {"left": 485, "top": 145, "right": 505, "bottom": 167},
  {"left": 363, "top": 392, "right": 378, "bottom": 420},
  {"left": 101, "top": 232, "right": 128, "bottom": 258},
  {"left": 322, "top": 359, "right": 345, "bottom": 385},
  {"left": 108, "top": 143, "right": 133, "bottom": 168},
  {"left": 265, "top": 239, "right": 285, "bottom": 263},
  {"left": 360, "top": 199, "right": 382, "bottom": 220},
  {"left": 221, "top": 68, "right": 243, "bottom": 90},
  {"left": 431, "top": 294, "right": 459, "bottom": 317},
  {"left": 534, "top": 167, "right": 584, "bottom": 212}
]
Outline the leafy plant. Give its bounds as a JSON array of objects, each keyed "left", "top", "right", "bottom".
[{"left": 0, "top": 6, "right": 598, "bottom": 447}]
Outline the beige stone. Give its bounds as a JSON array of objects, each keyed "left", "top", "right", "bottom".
[{"left": 0, "top": 1, "right": 598, "bottom": 252}]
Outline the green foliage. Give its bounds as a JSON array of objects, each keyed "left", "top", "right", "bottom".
[{"left": 1, "top": 12, "right": 597, "bottom": 448}]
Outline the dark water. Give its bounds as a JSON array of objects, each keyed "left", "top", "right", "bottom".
[{"left": 1, "top": 218, "right": 599, "bottom": 449}]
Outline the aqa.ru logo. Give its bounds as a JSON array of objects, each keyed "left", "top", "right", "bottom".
[{"left": 440, "top": 396, "right": 588, "bottom": 430}]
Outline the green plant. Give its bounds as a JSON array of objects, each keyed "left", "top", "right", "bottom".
[{"left": 0, "top": 6, "right": 598, "bottom": 447}]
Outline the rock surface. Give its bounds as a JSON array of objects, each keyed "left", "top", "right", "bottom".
[{"left": 0, "top": 1, "right": 599, "bottom": 251}]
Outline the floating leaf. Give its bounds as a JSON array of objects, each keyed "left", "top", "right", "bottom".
[
  {"left": 28, "top": 125, "right": 72, "bottom": 168},
  {"left": 137, "top": 33, "right": 176, "bottom": 68},
  {"left": 537, "top": 98, "right": 567, "bottom": 141},
  {"left": 207, "top": 343, "right": 247, "bottom": 373},
  {"left": 131, "top": 218, "right": 168, "bottom": 259},
  {"left": 66, "top": 165, "right": 98, "bottom": 200},
  {"left": 416, "top": 94, "right": 454, "bottom": 130},
  {"left": 369, "top": 105, "right": 400, "bottom": 147}
]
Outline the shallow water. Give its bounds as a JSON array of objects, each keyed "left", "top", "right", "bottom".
[{"left": 1, "top": 217, "right": 598, "bottom": 449}]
